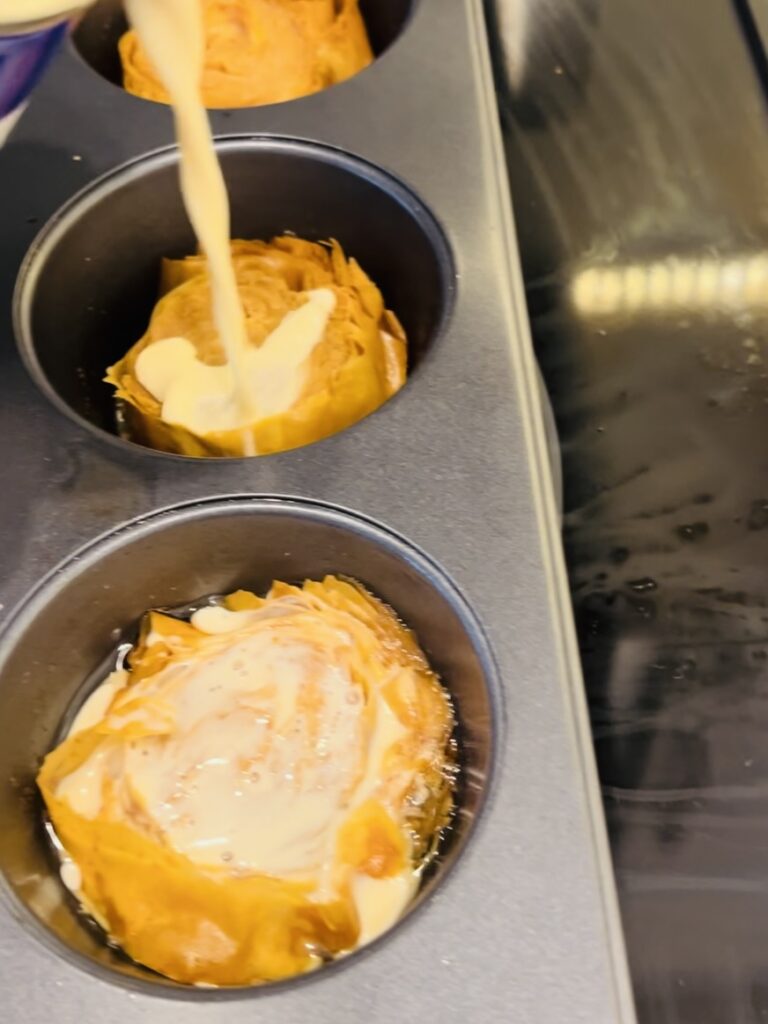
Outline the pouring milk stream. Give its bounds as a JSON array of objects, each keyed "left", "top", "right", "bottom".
[{"left": 2, "top": 1, "right": 330, "bottom": 449}]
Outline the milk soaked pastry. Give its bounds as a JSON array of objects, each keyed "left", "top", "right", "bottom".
[
  {"left": 106, "top": 237, "right": 408, "bottom": 457},
  {"left": 38, "top": 577, "right": 457, "bottom": 986},
  {"left": 0, "top": 2, "right": 85, "bottom": 145}
]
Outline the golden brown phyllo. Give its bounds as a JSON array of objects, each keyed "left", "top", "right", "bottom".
[
  {"left": 106, "top": 237, "right": 407, "bottom": 457},
  {"left": 119, "top": 0, "right": 374, "bottom": 108},
  {"left": 37, "top": 577, "right": 455, "bottom": 987}
]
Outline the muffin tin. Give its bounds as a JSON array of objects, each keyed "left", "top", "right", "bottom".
[{"left": 0, "top": 1, "right": 635, "bottom": 1021}]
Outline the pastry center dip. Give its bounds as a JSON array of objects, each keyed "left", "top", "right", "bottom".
[
  {"left": 106, "top": 237, "right": 407, "bottom": 457},
  {"left": 134, "top": 287, "right": 336, "bottom": 434}
]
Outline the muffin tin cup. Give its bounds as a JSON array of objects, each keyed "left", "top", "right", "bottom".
[
  {"left": 73, "top": 0, "right": 415, "bottom": 99},
  {"left": 0, "top": 0, "right": 634, "bottom": 1021},
  {"left": 14, "top": 136, "right": 453, "bottom": 454},
  {"left": 0, "top": 495, "right": 497, "bottom": 996}
]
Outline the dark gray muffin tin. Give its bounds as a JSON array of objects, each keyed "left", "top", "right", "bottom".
[{"left": 0, "top": 1, "right": 635, "bottom": 1021}]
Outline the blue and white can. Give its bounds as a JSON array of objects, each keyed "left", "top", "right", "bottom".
[{"left": 0, "top": 13, "right": 77, "bottom": 145}]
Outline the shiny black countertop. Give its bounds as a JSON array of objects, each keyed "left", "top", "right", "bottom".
[{"left": 494, "top": 0, "right": 768, "bottom": 1020}]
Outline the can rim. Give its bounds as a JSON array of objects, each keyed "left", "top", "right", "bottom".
[{"left": 0, "top": 7, "right": 81, "bottom": 35}]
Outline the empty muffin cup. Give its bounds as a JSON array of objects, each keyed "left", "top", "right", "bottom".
[
  {"left": 72, "top": 0, "right": 414, "bottom": 105},
  {"left": 0, "top": 496, "right": 496, "bottom": 993},
  {"left": 14, "top": 136, "right": 453, "bottom": 457}
]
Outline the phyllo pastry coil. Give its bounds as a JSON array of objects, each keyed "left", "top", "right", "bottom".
[
  {"left": 38, "top": 577, "right": 456, "bottom": 986},
  {"left": 120, "top": 0, "right": 374, "bottom": 108},
  {"left": 106, "top": 237, "right": 407, "bottom": 457}
]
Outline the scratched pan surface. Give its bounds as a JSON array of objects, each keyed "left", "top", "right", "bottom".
[{"left": 0, "top": 1, "right": 632, "bottom": 1022}]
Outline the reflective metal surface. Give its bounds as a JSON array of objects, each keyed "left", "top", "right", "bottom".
[{"left": 493, "top": 0, "right": 768, "bottom": 1020}]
